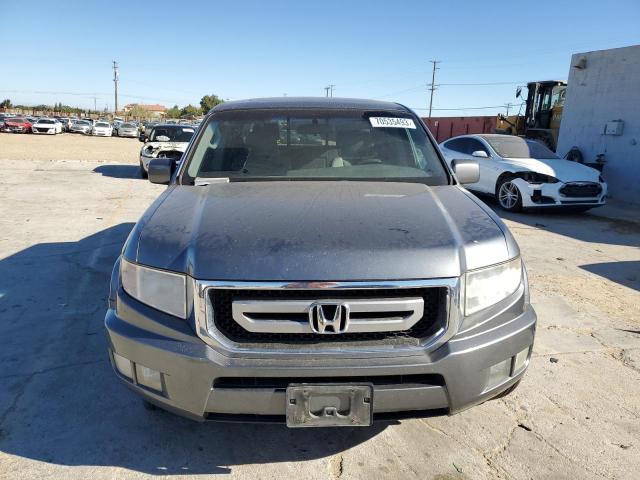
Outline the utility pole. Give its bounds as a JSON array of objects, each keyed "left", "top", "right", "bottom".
[
  {"left": 428, "top": 60, "right": 440, "bottom": 118},
  {"left": 93, "top": 96, "right": 97, "bottom": 112},
  {"left": 505, "top": 102, "right": 514, "bottom": 116},
  {"left": 112, "top": 61, "right": 119, "bottom": 114},
  {"left": 324, "top": 86, "right": 330, "bottom": 97},
  {"left": 329, "top": 84, "right": 335, "bottom": 97}
]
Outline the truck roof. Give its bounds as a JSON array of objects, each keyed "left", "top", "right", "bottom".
[{"left": 211, "top": 97, "right": 410, "bottom": 113}]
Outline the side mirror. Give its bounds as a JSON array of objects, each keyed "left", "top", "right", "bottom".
[
  {"left": 148, "top": 158, "right": 173, "bottom": 184},
  {"left": 471, "top": 150, "right": 489, "bottom": 158},
  {"left": 452, "top": 159, "right": 480, "bottom": 184}
]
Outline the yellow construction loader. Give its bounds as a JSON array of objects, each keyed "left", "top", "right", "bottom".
[{"left": 495, "top": 80, "right": 567, "bottom": 151}]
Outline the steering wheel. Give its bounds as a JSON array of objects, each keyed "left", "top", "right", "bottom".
[{"left": 356, "top": 158, "right": 383, "bottom": 165}]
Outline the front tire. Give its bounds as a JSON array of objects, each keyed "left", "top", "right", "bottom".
[{"left": 497, "top": 177, "right": 523, "bottom": 212}]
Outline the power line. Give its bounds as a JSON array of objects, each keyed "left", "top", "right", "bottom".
[
  {"left": 1, "top": 89, "right": 186, "bottom": 105},
  {"left": 427, "top": 60, "right": 440, "bottom": 118},
  {"left": 438, "top": 81, "right": 527, "bottom": 86},
  {"left": 372, "top": 80, "right": 526, "bottom": 99},
  {"left": 411, "top": 104, "right": 525, "bottom": 111},
  {"left": 373, "top": 85, "right": 427, "bottom": 99}
]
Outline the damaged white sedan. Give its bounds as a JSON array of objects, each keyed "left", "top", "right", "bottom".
[
  {"left": 139, "top": 124, "right": 195, "bottom": 178},
  {"left": 439, "top": 134, "right": 607, "bottom": 212}
]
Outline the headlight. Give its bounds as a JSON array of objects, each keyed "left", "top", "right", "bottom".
[
  {"left": 521, "top": 172, "right": 559, "bottom": 184},
  {"left": 120, "top": 258, "right": 187, "bottom": 319},
  {"left": 465, "top": 257, "right": 522, "bottom": 316}
]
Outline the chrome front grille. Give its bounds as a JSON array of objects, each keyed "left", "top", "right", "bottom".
[
  {"left": 232, "top": 296, "right": 425, "bottom": 334},
  {"left": 207, "top": 287, "right": 446, "bottom": 346},
  {"left": 193, "top": 279, "right": 460, "bottom": 356}
]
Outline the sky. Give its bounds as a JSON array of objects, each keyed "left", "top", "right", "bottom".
[{"left": 1, "top": 0, "right": 639, "bottom": 116}]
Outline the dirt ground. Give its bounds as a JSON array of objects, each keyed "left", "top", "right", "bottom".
[
  {"left": 0, "top": 131, "right": 142, "bottom": 163},
  {"left": 0, "top": 132, "right": 639, "bottom": 479}
]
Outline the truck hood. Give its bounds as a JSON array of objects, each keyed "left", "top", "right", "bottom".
[
  {"left": 503, "top": 157, "right": 601, "bottom": 183},
  {"left": 128, "top": 182, "right": 517, "bottom": 281}
]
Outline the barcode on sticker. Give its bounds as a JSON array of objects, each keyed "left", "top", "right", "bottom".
[{"left": 369, "top": 117, "right": 416, "bottom": 129}]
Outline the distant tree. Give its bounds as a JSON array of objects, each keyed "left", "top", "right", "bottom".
[
  {"left": 127, "top": 105, "right": 153, "bottom": 119},
  {"left": 165, "top": 104, "right": 182, "bottom": 118},
  {"left": 180, "top": 104, "right": 201, "bottom": 117},
  {"left": 1, "top": 99, "right": 12, "bottom": 109},
  {"left": 199, "top": 94, "right": 223, "bottom": 113}
]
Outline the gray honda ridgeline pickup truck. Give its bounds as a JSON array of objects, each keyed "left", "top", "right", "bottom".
[{"left": 105, "top": 97, "right": 536, "bottom": 427}]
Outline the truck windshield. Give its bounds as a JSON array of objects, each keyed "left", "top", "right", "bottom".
[{"left": 183, "top": 110, "right": 448, "bottom": 184}]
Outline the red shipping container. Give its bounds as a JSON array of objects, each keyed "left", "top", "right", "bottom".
[{"left": 422, "top": 116, "right": 497, "bottom": 143}]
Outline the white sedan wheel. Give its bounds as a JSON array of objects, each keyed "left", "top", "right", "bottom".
[{"left": 497, "top": 179, "right": 522, "bottom": 212}]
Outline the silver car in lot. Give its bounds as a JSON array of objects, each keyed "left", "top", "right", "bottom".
[
  {"left": 116, "top": 122, "right": 139, "bottom": 138},
  {"left": 69, "top": 120, "right": 92, "bottom": 134},
  {"left": 105, "top": 97, "right": 536, "bottom": 426}
]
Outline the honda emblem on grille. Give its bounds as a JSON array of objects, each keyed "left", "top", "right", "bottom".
[{"left": 309, "top": 302, "right": 350, "bottom": 334}]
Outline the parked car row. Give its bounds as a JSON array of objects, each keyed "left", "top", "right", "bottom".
[{"left": 1, "top": 113, "right": 201, "bottom": 139}]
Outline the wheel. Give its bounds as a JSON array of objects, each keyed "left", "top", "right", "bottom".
[
  {"left": 496, "top": 177, "right": 523, "bottom": 212},
  {"left": 140, "top": 161, "right": 148, "bottom": 179}
]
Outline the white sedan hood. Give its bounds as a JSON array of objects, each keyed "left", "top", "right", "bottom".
[{"left": 503, "top": 158, "right": 600, "bottom": 183}]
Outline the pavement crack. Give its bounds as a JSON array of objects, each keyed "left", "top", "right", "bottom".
[
  {"left": 610, "top": 348, "right": 640, "bottom": 373},
  {"left": 328, "top": 453, "right": 343, "bottom": 479},
  {"left": 0, "top": 376, "right": 30, "bottom": 429},
  {"left": 421, "top": 418, "right": 510, "bottom": 479},
  {"left": 0, "top": 358, "right": 106, "bottom": 381}
]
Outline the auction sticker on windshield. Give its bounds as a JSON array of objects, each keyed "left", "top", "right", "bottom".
[{"left": 369, "top": 117, "right": 416, "bottom": 129}]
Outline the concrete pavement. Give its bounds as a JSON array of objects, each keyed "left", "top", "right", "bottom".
[{"left": 0, "top": 140, "right": 638, "bottom": 479}]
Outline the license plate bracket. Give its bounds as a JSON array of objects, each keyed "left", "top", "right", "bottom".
[{"left": 286, "top": 383, "right": 373, "bottom": 428}]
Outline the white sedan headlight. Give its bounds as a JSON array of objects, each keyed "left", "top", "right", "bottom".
[
  {"left": 120, "top": 259, "right": 187, "bottom": 319},
  {"left": 465, "top": 257, "right": 522, "bottom": 315}
]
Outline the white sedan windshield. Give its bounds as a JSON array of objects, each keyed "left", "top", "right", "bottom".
[{"left": 486, "top": 136, "right": 558, "bottom": 159}]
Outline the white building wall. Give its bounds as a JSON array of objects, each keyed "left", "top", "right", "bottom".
[{"left": 557, "top": 45, "right": 640, "bottom": 206}]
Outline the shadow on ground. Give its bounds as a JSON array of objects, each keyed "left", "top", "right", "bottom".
[
  {"left": 0, "top": 224, "right": 385, "bottom": 476},
  {"left": 93, "top": 164, "right": 143, "bottom": 179},
  {"left": 580, "top": 261, "right": 640, "bottom": 291}
]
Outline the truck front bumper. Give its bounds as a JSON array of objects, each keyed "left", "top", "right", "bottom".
[{"left": 105, "top": 286, "right": 536, "bottom": 423}]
